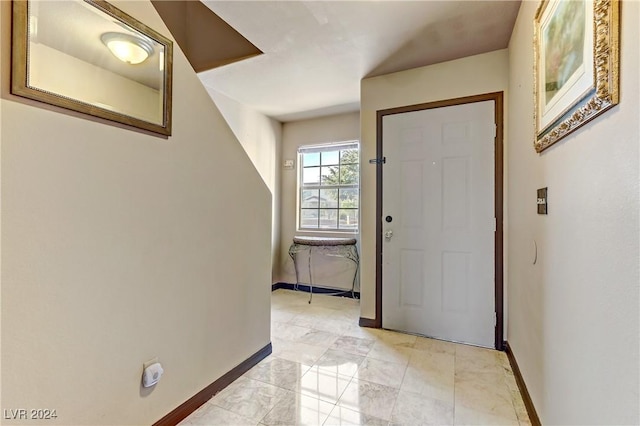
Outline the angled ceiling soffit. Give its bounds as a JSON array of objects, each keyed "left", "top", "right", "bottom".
[{"left": 151, "top": 0, "right": 263, "bottom": 73}]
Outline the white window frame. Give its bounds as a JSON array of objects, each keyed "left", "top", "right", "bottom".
[{"left": 297, "top": 141, "right": 360, "bottom": 233}]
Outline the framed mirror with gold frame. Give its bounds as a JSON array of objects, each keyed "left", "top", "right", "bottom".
[{"left": 11, "top": 0, "right": 173, "bottom": 136}]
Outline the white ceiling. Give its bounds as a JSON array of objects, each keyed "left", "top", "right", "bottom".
[{"left": 198, "top": 1, "right": 521, "bottom": 122}]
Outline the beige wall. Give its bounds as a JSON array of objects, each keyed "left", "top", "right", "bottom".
[
  {"left": 206, "top": 88, "right": 283, "bottom": 283},
  {"left": 0, "top": 1, "right": 271, "bottom": 425},
  {"left": 278, "top": 112, "right": 360, "bottom": 289},
  {"left": 0, "top": 0, "right": 3, "bottom": 406},
  {"left": 360, "top": 49, "right": 509, "bottom": 320},
  {"left": 507, "top": 2, "right": 639, "bottom": 424}
]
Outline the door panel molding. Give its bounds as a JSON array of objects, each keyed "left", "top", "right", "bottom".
[{"left": 373, "top": 92, "right": 504, "bottom": 350}]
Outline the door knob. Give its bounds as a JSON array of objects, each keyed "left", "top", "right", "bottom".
[{"left": 384, "top": 230, "right": 393, "bottom": 241}]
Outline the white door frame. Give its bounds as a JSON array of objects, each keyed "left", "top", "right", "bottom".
[{"left": 370, "top": 92, "right": 504, "bottom": 350}]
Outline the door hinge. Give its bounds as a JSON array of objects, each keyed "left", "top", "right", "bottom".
[
  {"left": 494, "top": 312, "right": 497, "bottom": 326},
  {"left": 493, "top": 218, "right": 497, "bottom": 232},
  {"left": 369, "top": 157, "right": 386, "bottom": 165}
]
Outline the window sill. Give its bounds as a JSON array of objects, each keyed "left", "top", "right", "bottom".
[{"left": 295, "top": 229, "right": 359, "bottom": 236}]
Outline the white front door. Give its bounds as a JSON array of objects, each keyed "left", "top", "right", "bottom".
[{"left": 381, "top": 101, "right": 495, "bottom": 348}]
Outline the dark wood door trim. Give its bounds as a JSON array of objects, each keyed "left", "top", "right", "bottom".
[{"left": 373, "top": 92, "right": 505, "bottom": 350}]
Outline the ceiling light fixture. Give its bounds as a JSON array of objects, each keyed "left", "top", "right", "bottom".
[{"left": 101, "top": 32, "right": 153, "bottom": 65}]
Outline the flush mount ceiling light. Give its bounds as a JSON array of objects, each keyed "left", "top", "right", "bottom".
[{"left": 101, "top": 32, "right": 153, "bottom": 65}]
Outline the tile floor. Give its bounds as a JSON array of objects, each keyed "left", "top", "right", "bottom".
[{"left": 180, "top": 289, "right": 531, "bottom": 425}]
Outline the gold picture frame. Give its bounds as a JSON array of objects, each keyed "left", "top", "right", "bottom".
[
  {"left": 534, "top": 0, "right": 619, "bottom": 153},
  {"left": 11, "top": 0, "right": 173, "bottom": 136}
]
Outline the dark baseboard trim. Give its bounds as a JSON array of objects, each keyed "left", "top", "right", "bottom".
[
  {"left": 358, "top": 317, "right": 380, "bottom": 328},
  {"left": 153, "top": 342, "right": 272, "bottom": 426},
  {"left": 505, "top": 342, "right": 541, "bottom": 426},
  {"left": 271, "top": 282, "right": 287, "bottom": 291},
  {"left": 272, "top": 282, "right": 360, "bottom": 299}
]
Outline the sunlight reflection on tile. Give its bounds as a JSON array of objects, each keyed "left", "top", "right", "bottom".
[
  {"left": 181, "top": 290, "right": 529, "bottom": 426},
  {"left": 299, "top": 366, "right": 351, "bottom": 403},
  {"left": 314, "top": 349, "right": 365, "bottom": 378},
  {"left": 245, "top": 357, "right": 311, "bottom": 391}
]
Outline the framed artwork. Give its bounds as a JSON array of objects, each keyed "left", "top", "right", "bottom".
[
  {"left": 534, "top": 0, "right": 619, "bottom": 153},
  {"left": 12, "top": 0, "right": 173, "bottom": 136}
]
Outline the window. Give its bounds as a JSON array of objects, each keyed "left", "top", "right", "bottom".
[{"left": 298, "top": 142, "right": 359, "bottom": 231}]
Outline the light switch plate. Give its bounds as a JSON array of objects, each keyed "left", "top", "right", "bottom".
[{"left": 283, "top": 159, "right": 295, "bottom": 170}]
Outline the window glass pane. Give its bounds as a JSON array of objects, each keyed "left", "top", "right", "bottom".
[
  {"left": 303, "top": 152, "right": 320, "bottom": 167},
  {"left": 320, "top": 166, "right": 339, "bottom": 185},
  {"left": 319, "top": 189, "right": 338, "bottom": 208},
  {"left": 300, "top": 209, "right": 319, "bottom": 228},
  {"left": 298, "top": 143, "right": 360, "bottom": 232},
  {"left": 340, "top": 149, "right": 358, "bottom": 165},
  {"left": 301, "top": 189, "right": 319, "bottom": 208},
  {"left": 339, "top": 188, "right": 359, "bottom": 208},
  {"left": 340, "top": 164, "right": 359, "bottom": 185},
  {"left": 321, "top": 150, "right": 339, "bottom": 166},
  {"left": 339, "top": 209, "right": 358, "bottom": 229},
  {"left": 303, "top": 167, "right": 320, "bottom": 184},
  {"left": 319, "top": 209, "right": 338, "bottom": 229}
]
